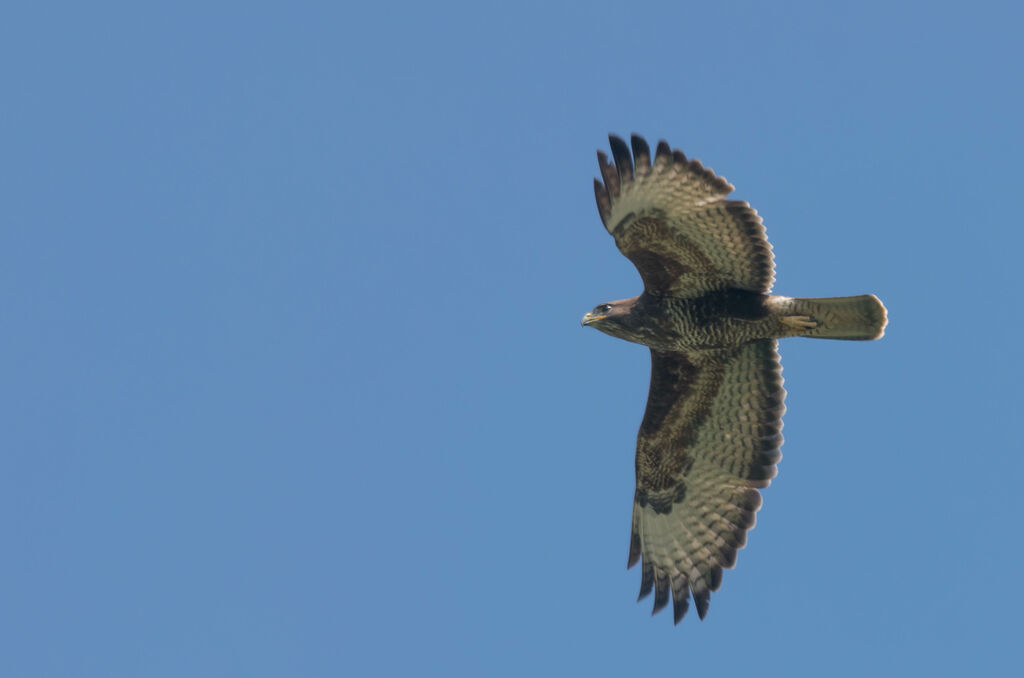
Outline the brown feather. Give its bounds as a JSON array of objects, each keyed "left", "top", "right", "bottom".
[
  {"left": 608, "top": 134, "right": 633, "bottom": 183},
  {"left": 628, "top": 341, "right": 785, "bottom": 622},
  {"left": 595, "top": 135, "right": 774, "bottom": 296},
  {"left": 596, "top": 150, "right": 619, "bottom": 199},
  {"left": 583, "top": 135, "right": 885, "bottom": 625},
  {"left": 593, "top": 178, "right": 611, "bottom": 222},
  {"left": 654, "top": 140, "right": 672, "bottom": 169},
  {"left": 631, "top": 134, "right": 651, "bottom": 176}
]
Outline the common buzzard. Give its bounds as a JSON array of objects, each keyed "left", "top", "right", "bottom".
[{"left": 582, "top": 135, "right": 886, "bottom": 624}]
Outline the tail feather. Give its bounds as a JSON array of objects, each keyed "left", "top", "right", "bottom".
[{"left": 771, "top": 294, "right": 887, "bottom": 340}]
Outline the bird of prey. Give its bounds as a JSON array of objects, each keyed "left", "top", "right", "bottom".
[{"left": 582, "top": 134, "right": 887, "bottom": 624}]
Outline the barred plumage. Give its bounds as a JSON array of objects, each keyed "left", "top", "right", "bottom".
[{"left": 582, "top": 134, "right": 887, "bottom": 624}]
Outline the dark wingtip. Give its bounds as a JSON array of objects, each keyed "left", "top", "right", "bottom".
[
  {"left": 651, "top": 568, "right": 670, "bottom": 614},
  {"left": 709, "top": 566, "right": 723, "bottom": 592},
  {"left": 694, "top": 589, "right": 710, "bottom": 620},
  {"left": 594, "top": 177, "right": 611, "bottom": 222},
  {"left": 627, "top": 529, "right": 641, "bottom": 569},
  {"left": 638, "top": 559, "right": 654, "bottom": 601},
  {"left": 671, "top": 574, "right": 690, "bottom": 624},
  {"left": 651, "top": 588, "right": 669, "bottom": 615},
  {"left": 672, "top": 597, "right": 689, "bottom": 625},
  {"left": 654, "top": 140, "right": 672, "bottom": 168},
  {"left": 630, "top": 134, "right": 651, "bottom": 174},
  {"left": 596, "top": 149, "right": 619, "bottom": 197},
  {"left": 608, "top": 134, "right": 634, "bottom": 183}
]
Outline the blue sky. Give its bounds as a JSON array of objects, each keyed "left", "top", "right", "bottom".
[{"left": 3, "top": 1, "right": 1022, "bottom": 676}]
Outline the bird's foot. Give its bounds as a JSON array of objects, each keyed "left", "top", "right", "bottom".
[{"left": 781, "top": 315, "right": 817, "bottom": 331}]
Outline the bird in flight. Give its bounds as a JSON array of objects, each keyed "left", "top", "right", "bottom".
[{"left": 582, "top": 134, "right": 887, "bottom": 624}]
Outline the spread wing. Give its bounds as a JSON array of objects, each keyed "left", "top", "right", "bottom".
[
  {"left": 628, "top": 341, "right": 785, "bottom": 623},
  {"left": 593, "top": 134, "right": 775, "bottom": 297}
]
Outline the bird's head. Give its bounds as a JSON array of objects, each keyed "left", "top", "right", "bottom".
[{"left": 581, "top": 298, "right": 636, "bottom": 332}]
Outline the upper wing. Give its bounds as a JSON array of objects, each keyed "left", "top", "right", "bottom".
[
  {"left": 594, "top": 134, "right": 775, "bottom": 297},
  {"left": 628, "top": 340, "right": 785, "bottom": 623}
]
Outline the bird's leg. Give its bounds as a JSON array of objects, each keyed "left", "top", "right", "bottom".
[{"left": 780, "top": 315, "right": 817, "bottom": 331}]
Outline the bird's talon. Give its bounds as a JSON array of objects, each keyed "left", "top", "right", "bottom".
[{"left": 782, "top": 315, "right": 817, "bottom": 330}]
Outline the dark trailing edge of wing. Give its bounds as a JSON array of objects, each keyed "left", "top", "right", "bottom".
[
  {"left": 683, "top": 153, "right": 734, "bottom": 194},
  {"left": 724, "top": 201, "right": 773, "bottom": 278}
]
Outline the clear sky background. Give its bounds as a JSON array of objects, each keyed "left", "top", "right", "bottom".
[{"left": 3, "top": 1, "right": 1022, "bottom": 676}]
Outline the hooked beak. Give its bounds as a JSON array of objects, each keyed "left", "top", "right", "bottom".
[{"left": 581, "top": 312, "right": 606, "bottom": 327}]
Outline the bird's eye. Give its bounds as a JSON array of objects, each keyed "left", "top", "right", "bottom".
[{"left": 599, "top": 304, "right": 612, "bottom": 314}]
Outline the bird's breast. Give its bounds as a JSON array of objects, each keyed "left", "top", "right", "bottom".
[{"left": 631, "top": 291, "right": 773, "bottom": 350}]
